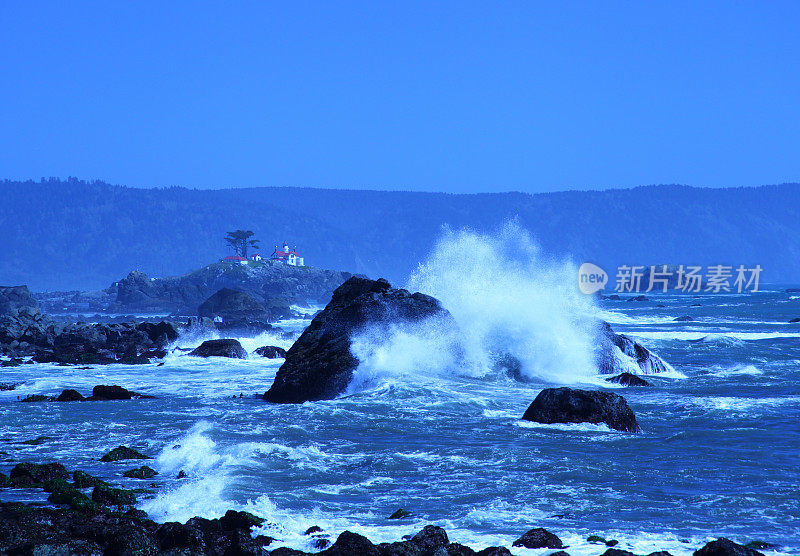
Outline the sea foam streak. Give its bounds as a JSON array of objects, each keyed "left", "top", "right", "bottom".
[{"left": 350, "top": 223, "right": 599, "bottom": 386}]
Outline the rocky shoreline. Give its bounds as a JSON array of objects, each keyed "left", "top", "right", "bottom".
[
  {"left": 0, "top": 501, "right": 777, "bottom": 556},
  {"left": 0, "top": 487, "right": 776, "bottom": 556}
]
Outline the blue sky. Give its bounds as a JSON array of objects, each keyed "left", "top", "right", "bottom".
[{"left": 1, "top": 1, "right": 799, "bottom": 193}]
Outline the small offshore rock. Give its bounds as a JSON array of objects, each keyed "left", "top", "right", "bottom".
[
  {"left": 744, "top": 541, "right": 778, "bottom": 551},
  {"left": 123, "top": 465, "right": 158, "bottom": 479},
  {"left": 176, "top": 470, "right": 188, "bottom": 479},
  {"left": 189, "top": 339, "right": 248, "bottom": 359},
  {"left": 512, "top": 528, "right": 563, "bottom": 549},
  {"left": 388, "top": 508, "right": 412, "bottom": 519},
  {"left": 694, "top": 538, "right": 765, "bottom": 556},
  {"left": 20, "top": 394, "right": 49, "bottom": 402},
  {"left": 605, "top": 373, "right": 652, "bottom": 387},
  {"left": 20, "top": 435, "right": 52, "bottom": 445},
  {"left": 304, "top": 526, "right": 323, "bottom": 535},
  {"left": 522, "top": 387, "right": 641, "bottom": 433},
  {"left": 100, "top": 445, "right": 151, "bottom": 462},
  {"left": 89, "top": 384, "right": 135, "bottom": 400},
  {"left": 1, "top": 358, "right": 23, "bottom": 367},
  {"left": 549, "top": 552, "right": 571, "bottom": 556},
  {"left": 674, "top": 315, "right": 694, "bottom": 322},
  {"left": 56, "top": 389, "right": 85, "bottom": 401},
  {"left": 254, "top": 345, "right": 287, "bottom": 358}
]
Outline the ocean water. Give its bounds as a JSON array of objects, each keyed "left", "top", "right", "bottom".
[{"left": 1, "top": 230, "right": 799, "bottom": 554}]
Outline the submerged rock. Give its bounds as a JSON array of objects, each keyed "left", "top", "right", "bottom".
[
  {"left": 264, "top": 276, "right": 455, "bottom": 403},
  {"left": 522, "top": 387, "right": 641, "bottom": 433},
  {"left": 253, "top": 345, "right": 287, "bottom": 358},
  {"left": 512, "top": 528, "right": 564, "bottom": 549},
  {"left": 189, "top": 339, "right": 247, "bottom": 359},
  {"left": 605, "top": 372, "right": 652, "bottom": 387}
]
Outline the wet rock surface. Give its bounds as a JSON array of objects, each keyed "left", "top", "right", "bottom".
[
  {"left": 597, "top": 321, "right": 671, "bottom": 376},
  {"left": 190, "top": 338, "right": 248, "bottom": 359},
  {"left": 264, "top": 276, "right": 455, "bottom": 403},
  {"left": 512, "top": 527, "right": 563, "bottom": 549},
  {"left": 522, "top": 387, "right": 642, "bottom": 433},
  {"left": 254, "top": 345, "right": 288, "bottom": 358}
]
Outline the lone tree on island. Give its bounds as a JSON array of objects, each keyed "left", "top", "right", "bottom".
[{"left": 225, "top": 230, "right": 260, "bottom": 258}]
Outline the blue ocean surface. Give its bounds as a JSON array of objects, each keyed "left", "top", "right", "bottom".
[{"left": 1, "top": 291, "right": 799, "bottom": 555}]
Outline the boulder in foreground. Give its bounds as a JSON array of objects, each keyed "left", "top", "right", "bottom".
[
  {"left": 522, "top": 387, "right": 641, "bottom": 432},
  {"left": 693, "top": 538, "right": 765, "bottom": 556},
  {"left": 512, "top": 528, "right": 563, "bottom": 549},
  {"left": 263, "top": 276, "right": 455, "bottom": 403},
  {"left": 189, "top": 339, "right": 247, "bottom": 359}
]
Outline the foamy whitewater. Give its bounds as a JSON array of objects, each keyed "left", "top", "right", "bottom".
[{"left": 1, "top": 228, "right": 798, "bottom": 555}]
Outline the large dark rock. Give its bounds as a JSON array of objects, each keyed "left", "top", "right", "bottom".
[
  {"left": 90, "top": 385, "right": 135, "bottom": 400},
  {"left": 522, "top": 387, "right": 641, "bottom": 433},
  {"left": 323, "top": 531, "right": 380, "bottom": 556},
  {"left": 136, "top": 321, "right": 179, "bottom": 344},
  {"left": 8, "top": 462, "right": 69, "bottom": 486},
  {"left": 264, "top": 276, "right": 455, "bottom": 403},
  {"left": 597, "top": 321, "right": 671, "bottom": 375},
  {"left": 190, "top": 339, "right": 248, "bottom": 359},
  {"left": 512, "top": 528, "right": 563, "bottom": 549},
  {"left": 56, "top": 389, "right": 86, "bottom": 401},
  {"left": 693, "top": 538, "right": 765, "bottom": 556}
]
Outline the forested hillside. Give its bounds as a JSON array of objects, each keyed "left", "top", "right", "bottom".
[{"left": 2, "top": 178, "right": 799, "bottom": 290}]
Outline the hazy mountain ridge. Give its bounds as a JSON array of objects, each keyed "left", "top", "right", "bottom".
[{"left": 1, "top": 178, "right": 799, "bottom": 290}]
